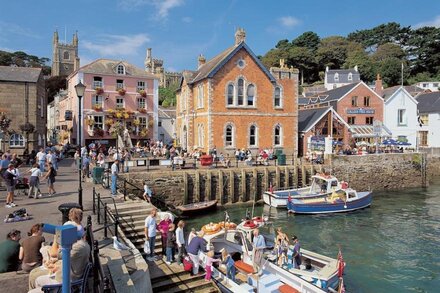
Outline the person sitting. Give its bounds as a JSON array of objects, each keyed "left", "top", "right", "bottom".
[
  {"left": 218, "top": 153, "right": 230, "bottom": 168},
  {"left": 20, "top": 224, "right": 45, "bottom": 272},
  {"left": 245, "top": 154, "right": 253, "bottom": 166},
  {"left": 0, "top": 229, "right": 21, "bottom": 273}
]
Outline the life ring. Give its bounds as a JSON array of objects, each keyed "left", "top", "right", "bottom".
[
  {"left": 202, "top": 222, "right": 221, "bottom": 235},
  {"left": 242, "top": 220, "right": 257, "bottom": 229},
  {"left": 218, "top": 221, "right": 237, "bottom": 229},
  {"left": 252, "top": 216, "right": 264, "bottom": 224},
  {"left": 341, "top": 182, "right": 348, "bottom": 189}
]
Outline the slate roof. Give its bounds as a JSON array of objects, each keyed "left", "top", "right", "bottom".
[
  {"left": 382, "top": 85, "right": 424, "bottom": 100},
  {"left": 416, "top": 92, "right": 440, "bottom": 114},
  {"left": 71, "top": 59, "right": 157, "bottom": 79},
  {"left": 308, "top": 82, "right": 360, "bottom": 104},
  {"left": 298, "top": 97, "right": 310, "bottom": 106},
  {"left": 298, "top": 107, "right": 331, "bottom": 132},
  {"left": 182, "top": 42, "right": 276, "bottom": 85},
  {"left": 326, "top": 69, "right": 360, "bottom": 84},
  {"left": 0, "top": 66, "right": 42, "bottom": 82},
  {"left": 158, "top": 106, "right": 176, "bottom": 118}
]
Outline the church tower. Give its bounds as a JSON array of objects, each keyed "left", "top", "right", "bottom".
[{"left": 51, "top": 30, "right": 80, "bottom": 77}]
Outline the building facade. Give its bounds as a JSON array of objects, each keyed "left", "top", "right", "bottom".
[
  {"left": 61, "top": 59, "right": 159, "bottom": 147},
  {"left": 416, "top": 92, "right": 440, "bottom": 147},
  {"left": 0, "top": 66, "right": 46, "bottom": 153},
  {"left": 144, "top": 48, "right": 182, "bottom": 88},
  {"left": 324, "top": 66, "right": 360, "bottom": 91},
  {"left": 157, "top": 106, "right": 176, "bottom": 145},
  {"left": 52, "top": 30, "right": 80, "bottom": 77},
  {"left": 176, "top": 29, "right": 299, "bottom": 155},
  {"left": 415, "top": 81, "right": 439, "bottom": 92}
]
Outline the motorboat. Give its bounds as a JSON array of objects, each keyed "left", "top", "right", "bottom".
[
  {"left": 263, "top": 174, "right": 342, "bottom": 208},
  {"left": 287, "top": 188, "right": 372, "bottom": 214}
]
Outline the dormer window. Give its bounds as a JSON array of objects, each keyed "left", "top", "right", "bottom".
[
  {"left": 117, "top": 64, "right": 125, "bottom": 75},
  {"left": 348, "top": 72, "right": 353, "bottom": 81},
  {"left": 334, "top": 73, "right": 339, "bottom": 82}
]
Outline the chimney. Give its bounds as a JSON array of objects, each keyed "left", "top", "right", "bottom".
[
  {"left": 72, "top": 31, "right": 78, "bottom": 46},
  {"left": 147, "top": 48, "right": 152, "bottom": 61},
  {"left": 354, "top": 65, "right": 358, "bottom": 72},
  {"left": 326, "top": 66, "right": 329, "bottom": 72},
  {"left": 198, "top": 54, "right": 206, "bottom": 69},
  {"left": 235, "top": 28, "right": 246, "bottom": 45},
  {"left": 375, "top": 73, "right": 383, "bottom": 96}
]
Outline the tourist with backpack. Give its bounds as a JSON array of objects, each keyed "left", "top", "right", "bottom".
[{"left": 43, "top": 162, "right": 56, "bottom": 196}]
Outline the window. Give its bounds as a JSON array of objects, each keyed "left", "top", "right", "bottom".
[
  {"left": 116, "top": 97, "right": 124, "bottom": 109},
  {"left": 420, "top": 114, "right": 429, "bottom": 126},
  {"left": 351, "top": 96, "right": 358, "bottom": 107},
  {"left": 249, "top": 125, "right": 257, "bottom": 147},
  {"left": 274, "top": 86, "right": 282, "bottom": 108},
  {"left": 274, "top": 125, "right": 282, "bottom": 146},
  {"left": 334, "top": 73, "right": 339, "bottom": 81},
  {"left": 139, "top": 117, "right": 147, "bottom": 129},
  {"left": 434, "top": 83, "right": 439, "bottom": 87},
  {"left": 364, "top": 96, "right": 370, "bottom": 107},
  {"left": 197, "top": 84, "right": 204, "bottom": 108},
  {"left": 398, "top": 136, "right": 407, "bottom": 142},
  {"left": 348, "top": 72, "right": 352, "bottom": 81},
  {"left": 9, "top": 133, "right": 24, "bottom": 147},
  {"left": 89, "top": 116, "right": 103, "bottom": 131},
  {"left": 158, "top": 121, "right": 162, "bottom": 127},
  {"left": 366, "top": 117, "right": 374, "bottom": 125},
  {"left": 247, "top": 84, "right": 255, "bottom": 106},
  {"left": 93, "top": 76, "right": 103, "bottom": 89},
  {"left": 63, "top": 51, "right": 70, "bottom": 60},
  {"left": 227, "top": 84, "right": 234, "bottom": 106},
  {"left": 398, "top": 109, "right": 407, "bottom": 126},
  {"left": 197, "top": 124, "right": 204, "bottom": 147},
  {"left": 419, "top": 131, "right": 428, "bottom": 146},
  {"left": 137, "top": 81, "right": 145, "bottom": 91},
  {"left": 137, "top": 98, "right": 146, "bottom": 109},
  {"left": 237, "top": 78, "right": 244, "bottom": 106},
  {"left": 116, "top": 79, "right": 124, "bottom": 89},
  {"left": 93, "top": 95, "right": 103, "bottom": 108},
  {"left": 117, "top": 65, "right": 125, "bottom": 75},
  {"left": 225, "top": 124, "right": 234, "bottom": 147},
  {"left": 348, "top": 117, "right": 356, "bottom": 125},
  {"left": 237, "top": 58, "right": 246, "bottom": 69}
]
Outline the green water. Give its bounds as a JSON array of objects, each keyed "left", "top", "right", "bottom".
[{"left": 184, "top": 183, "right": 440, "bottom": 292}]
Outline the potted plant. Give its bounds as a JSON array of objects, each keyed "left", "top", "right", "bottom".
[
  {"left": 93, "top": 128, "right": 104, "bottom": 137},
  {"left": 94, "top": 104, "right": 103, "bottom": 111},
  {"left": 138, "top": 108, "right": 147, "bottom": 114},
  {"left": 133, "top": 119, "right": 141, "bottom": 126},
  {"left": 86, "top": 117, "right": 95, "bottom": 127},
  {"left": 138, "top": 89, "right": 147, "bottom": 97},
  {"left": 105, "top": 119, "right": 114, "bottom": 126},
  {"left": 139, "top": 127, "right": 149, "bottom": 137},
  {"left": 95, "top": 87, "right": 104, "bottom": 95},
  {"left": 148, "top": 119, "right": 154, "bottom": 127},
  {"left": 117, "top": 88, "right": 126, "bottom": 96}
]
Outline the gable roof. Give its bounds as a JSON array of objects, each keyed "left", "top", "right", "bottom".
[
  {"left": 382, "top": 85, "right": 424, "bottom": 100},
  {"left": 69, "top": 59, "right": 157, "bottom": 79},
  {"left": 298, "top": 106, "right": 351, "bottom": 133},
  {"left": 186, "top": 42, "right": 276, "bottom": 85},
  {"left": 326, "top": 69, "right": 360, "bottom": 84},
  {"left": 0, "top": 66, "right": 42, "bottom": 83},
  {"left": 416, "top": 92, "right": 440, "bottom": 114},
  {"left": 309, "top": 82, "right": 360, "bottom": 104},
  {"left": 383, "top": 86, "right": 418, "bottom": 105}
]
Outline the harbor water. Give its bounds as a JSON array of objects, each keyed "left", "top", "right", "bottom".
[{"left": 184, "top": 182, "right": 440, "bottom": 292}]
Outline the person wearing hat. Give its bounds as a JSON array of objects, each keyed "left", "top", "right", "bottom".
[
  {"left": 4, "top": 163, "right": 18, "bottom": 208},
  {"left": 291, "top": 235, "right": 302, "bottom": 269},
  {"left": 0, "top": 229, "right": 21, "bottom": 273},
  {"left": 110, "top": 159, "right": 119, "bottom": 196}
]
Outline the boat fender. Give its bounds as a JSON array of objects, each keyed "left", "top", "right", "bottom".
[
  {"left": 243, "top": 220, "right": 257, "bottom": 229},
  {"left": 202, "top": 222, "right": 221, "bottom": 234}
]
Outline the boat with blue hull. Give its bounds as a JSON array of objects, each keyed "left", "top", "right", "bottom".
[{"left": 287, "top": 188, "right": 372, "bottom": 214}]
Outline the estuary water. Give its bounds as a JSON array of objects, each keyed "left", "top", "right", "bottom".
[{"left": 184, "top": 183, "right": 440, "bottom": 292}]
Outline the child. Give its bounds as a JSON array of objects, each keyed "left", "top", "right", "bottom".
[
  {"left": 143, "top": 181, "right": 153, "bottom": 202},
  {"left": 221, "top": 248, "right": 236, "bottom": 282},
  {"left": 166, "top": 223, "right": 176, "bottom": 265},
  {"left": 205, "top": 250, "right": 221, "bottom": 280}
]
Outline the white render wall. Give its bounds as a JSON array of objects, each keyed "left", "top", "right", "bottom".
[
  {"left": 419, "top": 113, "right": 440, "bottom": 147},
  {"left": 384, "top": 88, "right": 418, "bottom": 146}
]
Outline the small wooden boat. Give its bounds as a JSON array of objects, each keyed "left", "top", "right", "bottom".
[
  {"left": 263, "top": 174, "right": 342, "bottom": 208},
  {"left": 175, "top": 199, "right": 218, "bottom": 216},
  {"left": 287, "top": 188, "right": 372, "bottom": 214}
]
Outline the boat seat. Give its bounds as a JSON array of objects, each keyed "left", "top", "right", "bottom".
[
  {"left": 235, "top": 260, "right": 255, "bottom": 274},
  {"left": 279, "top": 284, "right": 300, "bottom": 293}
]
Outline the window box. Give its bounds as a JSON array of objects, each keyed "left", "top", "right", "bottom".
[
  {"left": 138, "top": 108, "right": 147, "bottom": 114},
  {"left": 117, "top": 88, "right": 126, "bottom": 96},
  {"left": 138, "top": 89, "right": 147, "bottom": 97},
  {"left": 93, "top": 104, "right": 103, "bottom": 111},
  {"left": 95, "top": 87, "right": 104, "bottom": 95},
  {"left": 93, "top": 128, "right": 105, "bottom": 137}
]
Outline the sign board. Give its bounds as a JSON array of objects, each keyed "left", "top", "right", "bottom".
[
  {"left": 346, "top": 108, "right": 375, "bottom": 114},
  {"left": 373, "top": 120, "right": 382, "bottom": 137}
]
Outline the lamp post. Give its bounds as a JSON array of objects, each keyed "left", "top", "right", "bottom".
[{"left": 75, "top": 81, "right": 86, "bottom": 209}]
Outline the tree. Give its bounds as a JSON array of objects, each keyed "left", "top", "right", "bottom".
[
  {"left": 275, "top": 39, "right": 290, "bottom": 50},
  {"left": 344, "top": 49, "right": 376, "bottom": 83},
  {"left": 407, "top": 26, "right": 440, "bottom": 76},
  {"left": 292, "top": 31, "right": 320, "bottom": 52},
  {"left": 45, "top": 75, "right": 67, "bottom": 103},
  {"left": 373, "top": 43, "right": 406, "bottom": 62},
  {"left": 261, "top": 48, "right": 289, "bottom": 69},
  {"left": 159, "top": 84, "right": 179, "bottom": 107},
  {"left": 288, "top": 46, "right": 318, "bottom": 83},
  {"left": 315, "top": 36, "right": 350, "bottom": 70},
  {"left": 377, "top": 58, "right": 407, "bottom": 86}
]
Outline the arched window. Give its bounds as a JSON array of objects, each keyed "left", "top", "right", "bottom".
[
  {"left": 274, "top": 86, "right": 282, "bottom": 107},
  {"left": 227, "top": 84, "right": 234, "bottom": 105},
  {"left": 63, "top": 51, "right": 70, "bottom": 60},
  {"left": 237, "top": 78, "right": 244, "bottom": 106},
  {"left": 225, "top": 124, "right": 234, "bottom": 147},
  {"left": 9, "top": 133, "right": 25, "bottom": 147},
  {"left": 197, "top": 84, "right": 204, "bottom": 108},
  {"left": 249, "top": 125, "right": 257, "bottom": 147},
  {"left": 117, "top": 65, "right": 125, "bottom": 75},
  {"left": 274, "top": 125, "right": 282, "bottom": 146},
  {"left": 348, "top": 72, "right": 353, "bottom": 81},
  {"left": 247, "top": 84, "right": 255, "bottom": 106},
  {"left": 197, "top": 124, "right": 204, "bottom": 147},
  {"left": 334, "top": 73, "right": 339, "bottom": 81}
]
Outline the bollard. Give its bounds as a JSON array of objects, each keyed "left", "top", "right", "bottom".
[
  {"left": 97, "top": 194, "right": 101, "bottom": 224},
  {"left": 123, "top": 179, "right": 127, "bottom": 201},
  {"left": 114, "top": 215, "right": 119, "bottom": 240},
  {"left": 92, "top": 187, "right": 96, "bottom": 215},
  {"left": 104, "top": 203, "right": 108, "bottom": 238}
]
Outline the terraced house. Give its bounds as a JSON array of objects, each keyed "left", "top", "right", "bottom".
[{"left": 176, "top": 29, "right": 299, "bottom": 155}]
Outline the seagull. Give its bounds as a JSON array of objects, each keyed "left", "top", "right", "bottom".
[{"left": 112, "top": 236, "right": 129, "bottom": 251}]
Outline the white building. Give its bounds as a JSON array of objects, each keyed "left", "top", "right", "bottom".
[
  {"left": 382, "top": 86, "right": 419, "bottom": 147},
  {"left": 416, "top": 91, "right": 440, "bottom": 147},
  {"left": 324, "top": 66, "right": 360, "bottom": 91},
  {"left": 415, "top": 81, "right": 439, "bottom": 92},
  {"left": 157, "top": 106, "right": 176, "bottom": 145}
]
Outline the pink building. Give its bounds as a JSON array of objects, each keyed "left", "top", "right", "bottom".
[{"left": 60, "top": 59, "right": 159, "bottom": 147}]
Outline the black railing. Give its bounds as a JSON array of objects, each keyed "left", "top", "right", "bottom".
[{"left": 92, "top": 187, "right": 120, "bottom": 240}]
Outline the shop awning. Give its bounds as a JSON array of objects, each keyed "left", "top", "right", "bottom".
[{"left": 349, "top": 124, "right": 392, "bottom": 138}]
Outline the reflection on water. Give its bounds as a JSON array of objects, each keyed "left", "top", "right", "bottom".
[{"left": 184, "top": 183, "right": 440, "bottom": 292}]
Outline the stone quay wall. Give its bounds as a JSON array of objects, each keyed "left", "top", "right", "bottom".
[{"left": 120, "top": 153, "right": 430, "bottom": 206}]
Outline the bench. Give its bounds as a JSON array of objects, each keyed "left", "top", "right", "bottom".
[
  {"left": 41, "top": 263, "right": 93, "bottom": 293},
  {"left": 234, "top": 260, "right": 255, "bottom": 274},
  {"left": 279, "top": 284, "right": 300, "bottom": 293}
]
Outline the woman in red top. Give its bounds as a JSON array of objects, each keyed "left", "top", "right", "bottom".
[{"left": 157, "top": 214, "right": 172, "bottom": 256}]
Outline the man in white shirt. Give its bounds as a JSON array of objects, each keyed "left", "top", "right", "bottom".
[
  {"left": 175, "top": 220, "right": 186, "bottom": 265},
  {"left": 110, "top": 159, "right": 119, "bottom": 196},
  {"left": 36, "top": 148, "right": 46, "bottom": 172},
  {"left": 144, "top": 208, "right": 158, "bottom": 261}
]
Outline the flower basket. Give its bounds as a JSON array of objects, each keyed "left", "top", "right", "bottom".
[
  {"left": 138, "top": 108, "right": 147, "bottom": 114},
  {"left": 117, "top": 88, "right": 126, "bottom": 96},
  {"left": 148, "top": 120, "right": 154, "bottom": 127},
  {"left": 93, "top": 128, "right": 104, "bottom": 137},
  {"left": 93, "top": 104, "right": 103, "bottom": 111},
  {"left": 123, "top": 113, "right": 129, "bottom": 119},
  {"left": 115, "top": 112, "right": 123, "bottom": 119},
  {"left": 105, "top": 119, "right": 114, "bottom": 126},
  {"left": 61, "top": 132, "right": 69, "bottom": 140},
  {"left": 86, "top": 117, "right": 95, "bottom": 126},
  {"left": 138, "top": 90, "right": 147, "bottom": 97},
  {"left": 139, "top": 127, "right": 149, "bottom": 137},
  {"left": 133, "top": 119, "right": 141, "bottom": 126},
  {"left": 95, "top": 87, "right": 104, "bottom": 95}
]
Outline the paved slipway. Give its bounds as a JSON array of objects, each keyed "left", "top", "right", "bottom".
[{"left": 0, "top": 159, "right": 97, "bottom": 291}]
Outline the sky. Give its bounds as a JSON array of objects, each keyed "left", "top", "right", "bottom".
[{"left": 1, "top": 0, "right": 440, "bottom": 72}]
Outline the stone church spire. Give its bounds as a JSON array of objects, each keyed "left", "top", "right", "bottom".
[
  {"left": 53, "top": 30, "right": 59, "bottom": 44},
  {"left": 72, "top": 31, "right": 78, "bottom": 46}
]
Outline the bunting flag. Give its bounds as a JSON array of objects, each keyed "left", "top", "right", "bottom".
[{"left": 337, "top": 248, "right": 346, "bottom": 278}]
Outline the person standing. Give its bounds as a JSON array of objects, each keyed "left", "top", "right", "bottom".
[
  {"left": 252, "top": 228, "right": 266, "bottom": 271},
  {"left": 73, "top": 149, "right": 80, "bottom": 172},
  {"left": 43, "top": 162, "right": 56, "bottom": 196},
  {"left": 204, "top": 250, "right": 221, "bottom": 280},
  {"left": 4, "top": 164, "right": 18, "bottom": 208},
  {"left": 165, "top": 223, "right": 176, "bottom": 265},
  {"left": 110, "top": 159, "right": 119, "bottom": 196},
  {"left": 143, "top": 181, "right": 153, "bottom": 202},
  {"left": 175, "top": 220, "right": 186, "bottom": 265},
  {"left": 36, "top": 148, "right": 46, "bottom": 172},
  {"left": 82, "top": 154, "right": 90, "bottom": 181},
  {"left": 291, "top": 235, "right": 302, "bottom": 269},
  {"left": 187, "top": 231, "right": 207, "bottom": 275},
  {"left": 157, "top": 215, "right": 172, "bottom": 257},
  {"left": 144, "top": 208, "right": 158, "bottom": 261},
  {"left": 0, "top": 229, "right": 21, "bottom": 273},
  {"left": 221, "top": 249, "right": 236, "bottom": 281},
  {"left": 19, "top": 224, "right": 45, "bottom": 272},
  {"left": 27, "top": 163, "right": 43, "bottom": 198}
]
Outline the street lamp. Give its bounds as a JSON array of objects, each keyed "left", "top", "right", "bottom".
[{"left": 75, "top": 81, "right": 86, "bottom": 209}]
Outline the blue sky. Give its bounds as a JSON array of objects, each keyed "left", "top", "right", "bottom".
[{"left": 1, "top": 0, "right": 440, "bottom": 72}]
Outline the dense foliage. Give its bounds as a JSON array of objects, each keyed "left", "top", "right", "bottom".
[
  {"left": 159, "top": 84, "right": 179, "bottom": 107},
  {"left": 261, "top": 22, "right": 440, "bottom": 87},
  {"left": 0, "top": 50, "right": 51, "bottom": 75}
]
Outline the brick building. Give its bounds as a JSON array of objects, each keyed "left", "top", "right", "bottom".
[
  {"left": 0, "top": 66, "right": 46, "bottom": 153},
  {"left": 176, "top": 29, "right": 299, "bottom": 155}
]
